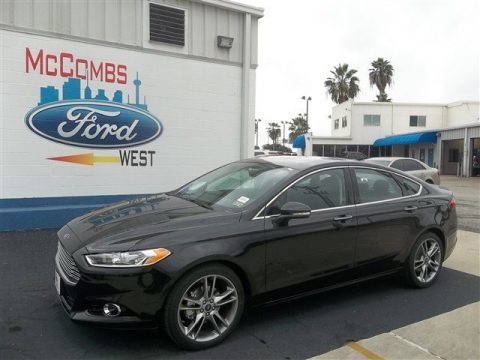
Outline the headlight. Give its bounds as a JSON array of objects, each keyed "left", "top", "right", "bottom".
[{"left": 85, "top": 248, "right": 171, "bottom": 268}]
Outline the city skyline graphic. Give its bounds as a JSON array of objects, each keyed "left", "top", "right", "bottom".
[{"left": 38, "top": 72, "right": 148, "bottom": 111}]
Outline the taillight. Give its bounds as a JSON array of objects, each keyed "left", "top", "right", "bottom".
[{"left": 448, "top": 196, "right": 456, "bottom": 209}]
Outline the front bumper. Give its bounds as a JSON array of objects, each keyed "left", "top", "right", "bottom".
[{"left": 55, "top": 245, "right": 172, "bottom": 327}]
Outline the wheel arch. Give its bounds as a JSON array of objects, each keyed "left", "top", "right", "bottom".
[
  {"left": 417, "top": 227, "right": 446, "bottom": 259},
  {"left": 160, "top": 258, "right": 253, "bottom": 312}
]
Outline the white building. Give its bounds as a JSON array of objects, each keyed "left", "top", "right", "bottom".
[
  {"left": 0, "top": 0, "right": 263, "bottom": 231},
  {"left": 300, "top": 100, "right": 480, "bottom": 177}
]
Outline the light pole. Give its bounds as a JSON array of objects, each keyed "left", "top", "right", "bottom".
[
  {"left": 254, "top": 119, "right": 262, "bottom": 148},
  {"left": 280, "top": 121, "right": 291, "bottom": 146},
  {"left": 301, "top": 96, "right": 312, "bottom": 126}
]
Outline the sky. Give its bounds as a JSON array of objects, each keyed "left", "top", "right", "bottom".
[{"left": 241, "top": 0, "right": 480, "bottom": 146}]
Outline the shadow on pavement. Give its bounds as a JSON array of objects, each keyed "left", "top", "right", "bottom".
[{"left": 1, "top": 230, "right": 479, "bottom": 360}]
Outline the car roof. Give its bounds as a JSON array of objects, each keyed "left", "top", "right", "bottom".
[
  {"left": 366, "top": 157, "right": 420, "bottom": 162},
  {"left": 247, "top": 156, "right": 362, "bottom": 170}
]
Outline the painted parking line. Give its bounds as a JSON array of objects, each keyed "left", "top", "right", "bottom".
[{"left": 347, "top": 341, "right": 385, "bottom": 360}]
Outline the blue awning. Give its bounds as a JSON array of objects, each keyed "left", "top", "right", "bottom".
[
  {"left": 292, "top": 135, "right": 306, "bottom": 149},
  {"left": 373, "top": 131, "right": 437, "bottom": 147}
]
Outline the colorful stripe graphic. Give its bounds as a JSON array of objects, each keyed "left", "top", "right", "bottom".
[{"left": 48, "top": 153, "right": 120, "bottom": 166}]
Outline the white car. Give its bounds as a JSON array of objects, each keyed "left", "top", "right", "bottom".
[{"left": 365, "top": 157, "right": 440, "bottom": 185}]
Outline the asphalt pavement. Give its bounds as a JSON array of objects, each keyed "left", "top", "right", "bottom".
[
  {"left": 440, "top": 175, "right": 480, "bottom": 233},
  {"left": 1, "top": 229, "right": 479, "bottom": 360}
]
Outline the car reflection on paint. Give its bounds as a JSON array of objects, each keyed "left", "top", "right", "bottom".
[
  {"left": 365, "top": 157, "right": 440, "bottom": 185},
  {"left": 54, "top": 156, "right": 457, "bottom": 350}
]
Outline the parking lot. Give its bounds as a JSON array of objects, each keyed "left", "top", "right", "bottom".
[
  {"left": 0, "top": 176, "right": 479, "bottom": 360},
  {"left": 440, "top": 176, "right": 480, "bottom": 233}
]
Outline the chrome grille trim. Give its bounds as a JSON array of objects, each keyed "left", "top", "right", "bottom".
[{"left": 56, "top": 243, "right": 80, "bottom": 285}]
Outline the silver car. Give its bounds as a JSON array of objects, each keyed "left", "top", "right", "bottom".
[{"left": 365, "top": 157, "right": 440, "bottom": 185}]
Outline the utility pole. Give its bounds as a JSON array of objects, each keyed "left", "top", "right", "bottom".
[
  {"left": 281, "top": 121, "right": 291, "bottom": 145},
  {"left": 301, "top": 96, "right": 312, "bottom": 126},
  {"left": 254, "top": 118, "right": 261, "bottom": 148}
]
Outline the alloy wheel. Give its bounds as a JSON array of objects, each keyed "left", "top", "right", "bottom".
[
  {"left": 177, "top": 274, "right": 239, "bottom": 342},
  {"left": 413, "top": 238, "right": 442, "bottom": 283}
]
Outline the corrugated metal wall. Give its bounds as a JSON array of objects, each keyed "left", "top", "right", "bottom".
[
  {"left": 467, "top": 125, "right": 480, "bottom": 139},
  {"left": 440, "top": 128, "right": 465, "bottom": 140},
  {"left": 0, "top": 0, "right": 259, "bottom": 66}
]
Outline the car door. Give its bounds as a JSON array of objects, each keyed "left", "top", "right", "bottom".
[
  {"left": 351, "top": 166, "right": 423, "bottom": 275},
  {"left": 262, "top": 167, "right": 357, "bottom": 291}
]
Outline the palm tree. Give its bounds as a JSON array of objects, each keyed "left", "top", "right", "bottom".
[
  {"left": 324, "top": 63, "right": 360, "bottom": 104},
  {"left": 369, "top": 58, "right": 394, "bottom": 102},
  {"left": 288, "top": 114, "right": 310, "bottom": 143},
  {"left": 267, "top": 122, "right": 281, "bottom": 149}
]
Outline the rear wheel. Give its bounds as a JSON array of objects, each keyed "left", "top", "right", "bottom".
[
  {"left": 404, "top": 233, "right": 443, "bottom": 288},
  {"left": 163, "top": 264, "right": 244, "bottom": 350}
]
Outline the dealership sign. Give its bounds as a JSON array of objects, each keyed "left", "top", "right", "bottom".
[
  {"left": 23, "top": 47, "right": 162, "bottom": 166},
  {"left": 25, "top": 101, "right": 162, "bottom": 148}
]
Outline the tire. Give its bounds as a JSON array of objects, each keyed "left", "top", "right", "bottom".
[
  {"left": 404, "top": 232, "right": 444, "bottom": 288},
  {"left": 163, "top": 264, "right": 245, "bottom": 350}
]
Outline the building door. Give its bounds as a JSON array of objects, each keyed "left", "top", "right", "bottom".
[
  {"left": 419, "top": 148, "right": 425, "bottom": 163},
  {"left": 427, "top": 148, "right": 434, "bottom": 167},
  {"left": 472, "top": 138, "right": 480, "bottom": 177}
]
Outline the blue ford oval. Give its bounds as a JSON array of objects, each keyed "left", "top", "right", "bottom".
[{"left": 25, "top": 100, "right": 163, "bottom": 148}]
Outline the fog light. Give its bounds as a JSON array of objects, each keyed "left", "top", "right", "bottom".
[{"left": 103, "top": 303, "right": 121, "bottom": 317}]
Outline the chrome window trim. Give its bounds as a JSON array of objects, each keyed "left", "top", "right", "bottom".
[{"left": 252, "top": 165, "right": 423, "bottom": 220}]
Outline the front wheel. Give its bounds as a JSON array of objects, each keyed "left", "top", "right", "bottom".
[
  {"left": 404, "top": 232, "right": 443, "bottom": 288},
  {"left": 163, "top": 264, "right": 244, "bottom": 350}
]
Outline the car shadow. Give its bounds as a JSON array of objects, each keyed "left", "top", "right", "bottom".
[{"left": 1, "top": 230, "right": 479, "bottom": 360}]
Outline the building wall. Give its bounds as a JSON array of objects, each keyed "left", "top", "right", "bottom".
[
  {"left": 446, "top": 102, "right": 479, "bottom": 127},
  {"left": 1, "top": 29, "right": 244, "bottom": 199},
  {"left": 0, "top": 0, "right": 263, "bottom": 230},
  {"left": 0, "top": 0, "right": 261, "bottom": 67}
]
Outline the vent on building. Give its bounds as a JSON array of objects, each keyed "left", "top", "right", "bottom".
[{"left": 149, "top": 3, "right": 185, "bottom": 46}]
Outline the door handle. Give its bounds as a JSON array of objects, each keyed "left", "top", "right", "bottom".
[
  {"left": 403, "top": 206, "right": 418, "bottom": 212},
  {"left": 333, "top": 215, "right": 353, "bottom": 222}
]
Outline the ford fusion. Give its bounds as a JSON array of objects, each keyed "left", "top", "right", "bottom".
[{"left": 55, "top": 157, "right": 457, "bottom": 349}]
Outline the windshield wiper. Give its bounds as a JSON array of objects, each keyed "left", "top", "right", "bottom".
[{"left": 172, "top": 193, "right": 213, "bottom": 210}]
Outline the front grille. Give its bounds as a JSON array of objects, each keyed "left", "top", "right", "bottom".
[{"left": 56, "top": 243, "right": 80, "bottom": 285}]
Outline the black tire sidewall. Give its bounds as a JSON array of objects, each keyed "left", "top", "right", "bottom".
[
  {"left": 406, "top": 233, "right": 444, "bottom": 288},
  {"left": 163, "top": 264, "right": 245, "bottom": 350}
]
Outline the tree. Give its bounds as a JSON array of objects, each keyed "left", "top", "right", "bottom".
[
  {"left": 324, "top": 63, "right": 360, "bottom": 104},
  {"left": 288, "top": 115, "right": 310, "bottom": 143},
  {"left": 262, "top": 144, "right": 292, "bottom": 153},
  {"left": 369, "top": 57, "right": 394, "bottom": 102},
  {"left": 267, "top": 122, "right": 281, "bottom": 148}
]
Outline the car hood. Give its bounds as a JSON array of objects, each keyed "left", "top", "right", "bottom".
[{"left": 59, "top": 194, "right": 241, "bottom": 254}]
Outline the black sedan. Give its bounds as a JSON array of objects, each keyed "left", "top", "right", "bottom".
[{"left": 54, "top": 157, "right": 457, "bottom": 349}]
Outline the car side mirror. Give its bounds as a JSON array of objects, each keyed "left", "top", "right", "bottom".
[{"left": 273, "top": 202, "right": 311, "bottom": 226}]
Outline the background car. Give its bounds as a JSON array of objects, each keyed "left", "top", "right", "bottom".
[
  {"left": 365, "top": 157, "right": 440, "bottom": 184},
  {"left": 54, "top": 157, "right": 456, "bottom": 350}
]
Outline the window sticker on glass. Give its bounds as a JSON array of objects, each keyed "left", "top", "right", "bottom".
[
  {"left": 233, "top": 196, "right": 250, "bottom": 207},
  {"left": 237, "top": 196, "right": 250, "bottom": 204}
]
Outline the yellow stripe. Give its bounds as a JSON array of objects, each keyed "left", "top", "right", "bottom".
[
  {"left": 93, "top": 156, "right": 121, "bottom": 163},
  {"left": 347, "top": 342, "right": 385, "bottom": 360}
]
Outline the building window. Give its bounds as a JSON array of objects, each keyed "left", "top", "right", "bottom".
[
  {"left": 364, "top": 114, "right": 381, "bottom": 126},
  {"left": 324, "top": 145, "right": 334, "bottom": 157},
  {"left": 342, "top": 116, "right": 347, "bottom": 127},
  {"left": 410, "top": 115, "right": 426, "bottom": 127},
  {"left": 149, "top": 3, "right": 185, "bottom": 46},
  {"left": 334, "top": 119, "right": 339, "bottom": 129}
]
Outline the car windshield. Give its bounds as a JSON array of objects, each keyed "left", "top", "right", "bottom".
[
  {"left": 364, "top": 159, "right": 392, "bottom": 167},
  {"left": 173, "top": 162, "right": 297, "bottom": 210}
]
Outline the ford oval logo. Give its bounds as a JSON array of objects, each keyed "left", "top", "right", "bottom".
[{"left": 25, "top": 100, "right": 163, "bottom": 148}]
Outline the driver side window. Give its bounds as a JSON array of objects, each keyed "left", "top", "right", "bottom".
[{"left": 267, "top": 168, "right": 347, "bottom": 215}]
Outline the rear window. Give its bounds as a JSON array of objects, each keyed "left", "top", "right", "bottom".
[{"left": 393, "top": 175, "right": 421, "bottom": 196}]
